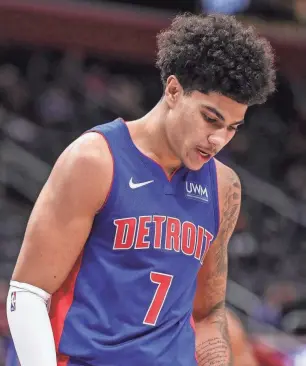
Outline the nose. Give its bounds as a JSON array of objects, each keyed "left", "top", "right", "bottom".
[{"left": 207, "top": 130, "right": 228, "bottom": 151}]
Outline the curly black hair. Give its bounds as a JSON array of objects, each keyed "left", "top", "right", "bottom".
[{"left": 156, "top": 13, "right": 276, "bottom": 105}]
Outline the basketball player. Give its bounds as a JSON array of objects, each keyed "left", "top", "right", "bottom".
[{"left": 6, "top": 14, "right": 275, "bottom": 366}]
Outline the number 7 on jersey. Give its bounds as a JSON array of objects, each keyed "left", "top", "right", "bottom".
[{"left": 143, "top": 272, "right": 173, "bottom": 326}]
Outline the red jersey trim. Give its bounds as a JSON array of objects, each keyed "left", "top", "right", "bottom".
[{"left": 49, "top": 252, "right": 84, "bottom": 362}]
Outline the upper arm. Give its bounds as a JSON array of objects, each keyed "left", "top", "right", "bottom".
[
  {"left": 193, "top": 160, "right": 241, "bottom": 320},
  {"left": 12, "top": 132, "right": 113, "bottom": 294}
]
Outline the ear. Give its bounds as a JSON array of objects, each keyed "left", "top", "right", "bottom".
[{"left": 164, "top": 76, "right": 183, "bottom": 109}]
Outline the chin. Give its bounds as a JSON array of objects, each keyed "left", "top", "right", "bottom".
[
  {"left": 183, "top": 160, "right": 206, "bottom": 171},
  {"left": 183, "top": 154, "right": 213, "bottom": 171}
]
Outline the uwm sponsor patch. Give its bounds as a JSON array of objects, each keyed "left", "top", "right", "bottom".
[
  {"left": 185, "top": 182, "right": 209, "bottom": 202},
  {"left": 113, "top": 216, "right": 214, "bottom": 264}
]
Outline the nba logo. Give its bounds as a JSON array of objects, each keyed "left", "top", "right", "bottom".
[{"left": 11, "top": 291, "right": 16, "bottom": 312}]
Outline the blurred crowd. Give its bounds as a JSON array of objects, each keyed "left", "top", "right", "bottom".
[
  {"left": 81, "top": 0, "right": 306, "bottom": 23},
  {"left": 0, "top": 44, "right": 162, "bottom": 273},
  {"left": 0, "top": 38, "right": 306, "bottom": 362},
  {"left": 226, "top": 70, "right": 306, "bottom": 291}
]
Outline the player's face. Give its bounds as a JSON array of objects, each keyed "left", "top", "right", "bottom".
[{"left": 164, "top": 76, "right": 248, "bottom": 170}]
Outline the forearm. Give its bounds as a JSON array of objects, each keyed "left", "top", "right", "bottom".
[
  {"left": 195, "top": 305, "right": 233, "bottom": 366},
  {"left": 7, "top": 281, "right": 57, "bottom": 366}
]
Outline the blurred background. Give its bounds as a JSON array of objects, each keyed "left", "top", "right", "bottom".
[{"left": 0, "top": 0, "right": 306, "bottom": 365}]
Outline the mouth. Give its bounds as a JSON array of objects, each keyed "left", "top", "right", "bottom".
[{"left": 196, "top": 147, "right": 212, "bottom": 159}]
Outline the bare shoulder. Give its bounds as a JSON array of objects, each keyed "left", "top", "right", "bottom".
[
  {"left": 48, "top": 131, "right": 113, "bottom": 211},
  {"left": 58, "top": 131, "right": 112, "bottom": 171},
  {"left": 214, "top": 158, "right": 241, "bottom": 198},
  {"left": 213, "top": 158, "right": 241, "bottom": 224}
]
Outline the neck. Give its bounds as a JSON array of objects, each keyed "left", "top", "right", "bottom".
[{"left": 126, "top": 100, "right": 181, "bottom": 176}]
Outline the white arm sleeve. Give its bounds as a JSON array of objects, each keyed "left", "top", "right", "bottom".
[{"left": 6, "top": 281, "right": 57, "bottom": 366}]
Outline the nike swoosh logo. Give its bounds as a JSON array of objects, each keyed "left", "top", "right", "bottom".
[{"left": 129, "top": 177, "right": 154, "bottom": 189}]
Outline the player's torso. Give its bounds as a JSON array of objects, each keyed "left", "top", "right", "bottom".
[{"left": 50, "top": 119, "right": 220, "bottom": 366}]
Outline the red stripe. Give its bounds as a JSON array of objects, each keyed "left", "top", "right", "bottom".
[
  {"left": 57, "top": 354, "right": 70, "bottom": 366},
  {"left": 49, "top": 253, "right": 84, "bottom": 364},
  {"left": 252, "top": 341, "right": 285, "bottom": 366},
  {"left": 190, "top": 315, "right": 198, "bottom": 363}
]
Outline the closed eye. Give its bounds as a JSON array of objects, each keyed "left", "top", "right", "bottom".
[
  {"left": 228, "top": 124, "right": 242, "bottom": 132},
  {"left": 202, "top": 113, "right": 218, "bottom": 124}
]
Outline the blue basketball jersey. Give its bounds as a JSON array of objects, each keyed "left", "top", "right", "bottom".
[
  {"left": 50, "top": 118, "right": 220, "bottom": 366},
  {"left": 5, "top": 337, "right": 20, "bottom": 366}
]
